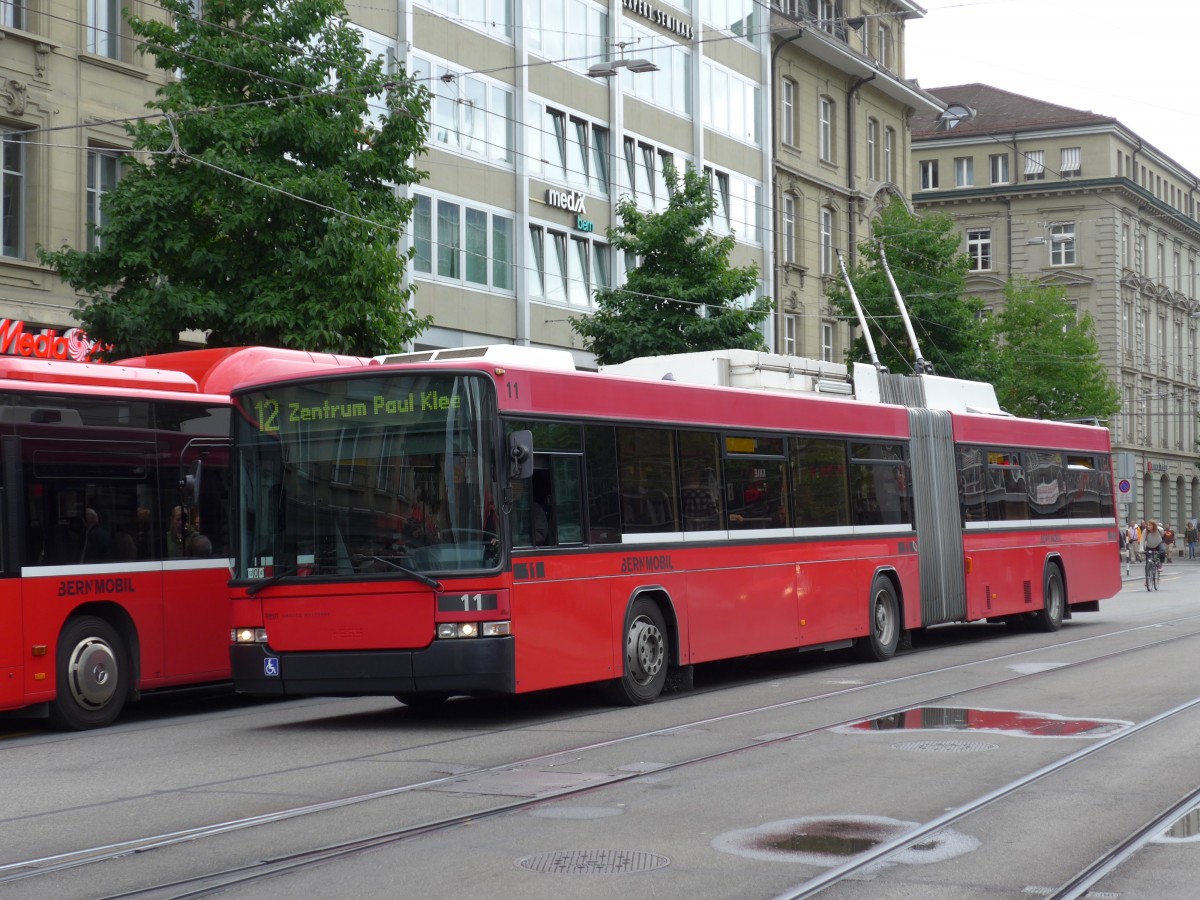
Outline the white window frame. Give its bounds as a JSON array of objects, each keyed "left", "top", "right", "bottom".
[
  {"left": 820, "top": 321, "right": 834, "bottom": 362},
  {"left": 967, "top": 228, "right": 991, "bottom": 271},
  {"left": 784, "top": 314, "right": 797, "bottom": 355},
  {"left": 819, "top": 206, "right": 833, "bottom": 275},
  {"left": 954, "top": 156, "right": 973, "bottom": 187},
  {"left": 88, "top": 0, "right": 121, "bottom": 58},
  {"left": 883, "top": 127, "right": 894, "bottom": 182},
  {"left": 1024, "top": 149, "right": 1045, "bottom": 181},
  {"left": 819, "top": 96, "right": 833, "bottom": 162},
  {"left": 1050, "top": 222, "right": 1076, "bottom": 266},
  {"left": 919, "top": 160, "right": 938, "bottom": 190},
  {"left": 989, "top": 153, "right": 1009, "bottom": 185},
  {"left": 866, "top": 118, "right": 878, "bottom": 181},
  {"left": 781, "top": 77, "right": 795, "bottom": 147},
  {"left": 781, "top": 193, "right": 796, "bottom": 264},
  {"left": 1, "top": 129, "right": 25, "bottom": 258},
  {"left": 411, "top": 192, "right": 515, "bottom": 293},
  {"left": 86, "top": 149, "right": 122, "bottom": 251}
]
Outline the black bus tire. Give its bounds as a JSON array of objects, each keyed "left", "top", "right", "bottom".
[
  {"left": 854, "top": 576, "right": 901, "bottom": 662},
  {"left": 607, "top": 598, "right": 669, "bottom": 705},
  {"left": 48, "top": 616, "right": 128, "bottom": 731},
  {"left": 1034, "top": 565, "right": 1065, "bottom": 633}
]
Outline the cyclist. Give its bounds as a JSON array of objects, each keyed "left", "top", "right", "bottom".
[{"left": 1142, "top": 520, "right": 1166, "bottom": 575}]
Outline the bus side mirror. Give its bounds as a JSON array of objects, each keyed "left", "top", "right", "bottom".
[
  {"left": 509, "top": 430, "right": 533, "bottom": 479},
  {"left": 182, "top": 460, "right": 202, "bottom": 507}
]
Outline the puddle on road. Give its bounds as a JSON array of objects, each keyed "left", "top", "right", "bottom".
[
  {"left": 836, "top": 706, "right": 1130, "bottom": 738},
  {"left": 713, "top": 815, "right": 978, "bottom": 867},
  {"left": 1154, "top": 806, "right": 1200, "bottom": 843}
]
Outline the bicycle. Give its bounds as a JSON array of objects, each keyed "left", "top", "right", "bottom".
[{"left": 1145, "top": 549, "right": 1163, "bottom": 590}]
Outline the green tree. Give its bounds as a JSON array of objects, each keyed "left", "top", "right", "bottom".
[
  {"left": 991, "top": 279, "right": 1120, "bottom": 421},
  {"left": 826, "top": 197, "right": 996, "bottom": 382},
  {"left": 39, "top": 0, "right": 431, "bottom": 358},
  {"left": 571, "top": 163, "right": 771, "bottom": 365}
]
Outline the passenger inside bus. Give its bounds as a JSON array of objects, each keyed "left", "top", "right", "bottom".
[{"left": 80, "top": 508, "right": 113, "bottom": 562}]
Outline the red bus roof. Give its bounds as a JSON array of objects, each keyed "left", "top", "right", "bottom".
[
  {"left": 116, "top": 347, "right": 369, "bottom": 395},
  {"left": 951, "top": 410, "right": 1111, "bottom": 453}
]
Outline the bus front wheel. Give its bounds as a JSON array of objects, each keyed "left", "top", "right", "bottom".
[
  {"left": 854, "top": 577, "right": 901, "bottom": 662},
  {"left": 607, "top": 599, "right": 669, "bottom": 705},
  {"left": 48, "top": 616, "right": 128, "bottom": 731}
]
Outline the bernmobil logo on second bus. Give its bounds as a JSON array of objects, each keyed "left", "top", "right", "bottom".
[{"left": 0, "top": 319, "right": 111, "bottom": 362}]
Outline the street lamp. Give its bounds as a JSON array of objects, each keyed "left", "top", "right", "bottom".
[{"left": 587, "top": 42, "right": 659, "bottom": 78}]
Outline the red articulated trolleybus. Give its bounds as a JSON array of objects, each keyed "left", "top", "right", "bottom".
[
  {"left": 0, "top": 347, "right": 366, "bottom": 729},
  {"left": 227, "top": 346, "right": 1120, "bottom": 707}
]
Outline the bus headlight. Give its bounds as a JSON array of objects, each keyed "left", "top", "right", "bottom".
[
  {"left": 437, "top": 621, "right": 511, "bottom": 639},
  {"left": 232, "top": 628, "right": 269, "bottom": 644}
]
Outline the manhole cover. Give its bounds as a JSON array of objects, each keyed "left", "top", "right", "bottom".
[
  {"left": 891, "top": 740, "right": 998, "bottom": 753},
  {"left": 516, "top": 849, "right": 670, "bottom": 875}
]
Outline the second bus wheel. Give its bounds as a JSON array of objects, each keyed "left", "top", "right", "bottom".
[
  {"left": 853, "top": 576, "right": 901, "bottom": 662},
  {"left": 1034, "top": 565, "right": 1065, "bottom": 632},
  {"left": 607, "top": 598, "right": 669, "bottom": 705},
  {"left": 47, "top": 615, "right": 128, "bottom": 731}
]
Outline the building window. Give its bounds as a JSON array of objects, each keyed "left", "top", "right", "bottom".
[
  {"left": 1, "top": 129, "right": 25, "bottom": 258},
  {"left": 1024, "top": 149, "right": 1045, "bottom": 181},
  {"left": 527, "top": 224, "right": 608, "bottom": 307},
  {"left": 989, "top": 153, "right": 1009, "bottom": 184},
  {"left": 866, "top": 118, "right": 878, "bottom": 181},
  {"left": 784, "top": 314, "right": 797, "bottom": 356},
  {"left": 954, "top": 157, "right": 973, "bottom": 187},
  {"left": 414, "top": 54, "right": 515, "bottom": 167},
  {"left": 919, "top": 160, "right": 938, "bottom": 190},
  {"left": 2, "top": 0, "right": 25, "bottom": 28},
  {"left": 819, "top": 96, "right": 834, "bottom": 162},
  {"left": 88, "top": 0, "right": 120, "bottom": 58},
  {"left": 1121, "top": 224, "right": 1130, "bottom": 269},
  {"left": 1060, "top": 147, "right": 1081, "bottom": 178},
  {"left": 819, "top": 206, "right": 833, "bottom": 275},
  {"left": 967, "top": 228, "right": 991, "bottom": 271},
  {"left": 884, "top": 127, "right": 894, "bottom": 182},
  {"left": 1050, "top": 222, "right": 1075, "bottom": 266},
  {"left": 702, "top": 60, "right": 762, "bottom": 146},
  {"left": 1156, "top": 243, "right": 1164, "bottom": 281},
  {"left": 781, "top": 193, "right": 796, "bottom": 264},
  {"left": 86, "top": 149, "right": 122, "bottom": 251},
  {"left": 781, "top": 77, "right": 795, "bottom": 146},
  {"left": 876, "top": 24, "right": 890, "bottom": 68},
  {"left": 412, "top": 193, "right": 514, "bottom": 292},
  {"left": 820, "top": 321, "right": 834, "bottom": 362}
]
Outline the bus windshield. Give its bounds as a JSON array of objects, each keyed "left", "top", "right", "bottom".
[{"left": 233, "top": 372, "right": 498, "bottom": 580}]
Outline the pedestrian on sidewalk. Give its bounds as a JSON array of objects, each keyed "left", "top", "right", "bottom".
[
  {"left": 1186, "top": 520, "right": 1198, "bottom": 560},
  {"left": 1163, "top": 523, "right": 1176, "bottom": 563}
]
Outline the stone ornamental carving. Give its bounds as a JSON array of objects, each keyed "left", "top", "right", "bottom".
[{"left": 1, "top": 79, "right": 26, "bottom": 116}]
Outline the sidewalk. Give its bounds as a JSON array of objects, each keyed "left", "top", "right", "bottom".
[{"left": 1120, "top": 554, "right": 1200, "bottom": 580}]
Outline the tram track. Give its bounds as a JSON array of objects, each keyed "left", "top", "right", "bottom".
[{"left": 4, "top": 614, "right": 1200, "bottom": 898}]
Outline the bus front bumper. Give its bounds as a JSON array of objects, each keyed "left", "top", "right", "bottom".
[{"left": 230, "top": 637, "right": 516, "bottom": 697}]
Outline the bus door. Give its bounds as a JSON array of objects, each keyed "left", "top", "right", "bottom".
[
  {"left": 161, "top": 437, "right": 232, "bottom": 680},
  {"left": 908, "top": 408, "right": 966, "bottom": 623}
]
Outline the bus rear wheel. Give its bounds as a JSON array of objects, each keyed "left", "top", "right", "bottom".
[
  {"left": 607, "top": 599, "right": 669, "bottom": 705},
  {"left": 1034, "top": 566, "right": 1065, "bottom": 633},
  {"left": 854, "top": 576, "right": 900, "bottom": 662},
  {"left": 48, "top": 616, "right": 128, "bottom": 731}
]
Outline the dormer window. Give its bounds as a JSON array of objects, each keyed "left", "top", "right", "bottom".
[{"left": 938, "top": 104, "right": 975, "bottom": 130}]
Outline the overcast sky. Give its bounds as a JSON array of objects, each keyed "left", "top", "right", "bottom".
[{"left": 904, "top": 0, "right": 1200, "bottom": 178}]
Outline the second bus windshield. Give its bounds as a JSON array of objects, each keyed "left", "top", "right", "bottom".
[{"left": 233, "top": 372, "right": 497, "bottom": 579}]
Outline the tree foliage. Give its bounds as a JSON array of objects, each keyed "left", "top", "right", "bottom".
[
  {"left": 39, "top": 0, "right": 431, "bottom": 358},
  {"left": 570, "top": 164, "right": 771, "bottom": 365},
  {"left": 826, "top": 197, "right": 996, "bottom": 382},
  {"left": 991, "top": 279, "right": 1120, "bottom": 421}
]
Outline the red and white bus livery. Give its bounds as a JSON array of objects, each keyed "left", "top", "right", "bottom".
[
  {"left": 228, "top": 348, "right": 1120, "bottom": 706},
  {"left": 0, "top": 347, "right": 365, "bottom": 728}
]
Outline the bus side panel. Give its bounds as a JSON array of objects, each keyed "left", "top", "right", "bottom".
[
  {"left": 509, "top": 556, "right": 617, "bottom": 693},
  {"left": 682, "top": 546, "right": 799, "bottom": 662},
  {"left": 796, "top": 538, "right": 920, "bottom": 643},
  {"left": 19, "top": 565, "right": 165, "bottom": 700},
  {"left": 1061, "top": 532, "right": 1122, "bottom": 604},
  {"left": 0, "top": 581, "right": 23, "bottom": 710},
  {"left": 160, "top": 561, "right": 234, "bottom": 683}
]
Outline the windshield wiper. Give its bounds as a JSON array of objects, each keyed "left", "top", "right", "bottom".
[
  {"left": 245, "top": 565, "right": 299, "bottom": 597},
  {"left": 353, "top": 554, "right": 443, "bottom": 591}
]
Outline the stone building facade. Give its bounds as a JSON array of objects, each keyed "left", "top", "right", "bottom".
[{"left": 911, "top": 83, "right": 1200, "bottom": 527}]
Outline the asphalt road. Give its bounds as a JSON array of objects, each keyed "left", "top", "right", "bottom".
[{"left": 3, "top": 564, "right": 1199, "bottom": 899}]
